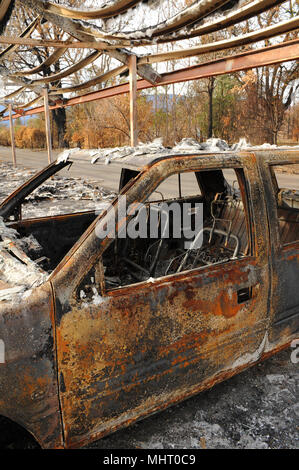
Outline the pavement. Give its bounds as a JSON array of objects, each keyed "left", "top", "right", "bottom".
[{"left": 0, "top": 146, "right": 122, "bottom": 192}]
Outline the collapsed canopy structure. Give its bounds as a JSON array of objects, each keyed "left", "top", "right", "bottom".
[{"left": 0, "top": 0, "right": 298, "bottom": 151}]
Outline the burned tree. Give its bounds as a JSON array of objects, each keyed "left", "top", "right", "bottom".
[{"left": 0, "top": 1, "right": 69, "bottom": 147}]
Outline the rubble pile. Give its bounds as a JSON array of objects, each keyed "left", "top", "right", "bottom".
[{"left": 58, "top": 137, "right": 299, "bottom": 166}]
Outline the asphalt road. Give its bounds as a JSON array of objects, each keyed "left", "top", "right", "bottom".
[
  {"left": 0, "top": 146, "right": 122, "bottom": 192},
  {"left": 0, "top": 146, "right": 298, "bottom": 195}
]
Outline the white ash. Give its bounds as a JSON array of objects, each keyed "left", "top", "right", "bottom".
[
  {"left": 172, "top": 138, "right": 203, "bottom": 152},
  {"left": 0, "top": 216, "right": 47, "bottom": 301},
  {"left": 0, "top": 248, "right": 47, "bottom": 296},
  {"left": 90, "top": 138, "right": 165, "bottom": 164},
  {"left": 0, "top": 163, "right": 118, "bottom": 301},
  {"left": 56, "top": 147, "right": 80, "bottom": 164},
  {"left": 84, "top": 0, "right": 228, "bottom": 40},
  {"left": 0, "top": 217, "right": 18, "bottom": 240},
  {"left": 80, "top": 290, "right": 86, "bottom": 299},
  {"left": 95, "top": 0, "right": 169, "bottom": 35},
  {"left": 231, "top": 138, "right": 299, "bottom": 151},
  {"left": 200, "top": 138, "right": 230, "bottom": 151},
  {"left": 17, "top": 234, "right": 44, "bottom": 257},
  {"left": 85, "top": 137, "right": 298, "bottom": 166},
  {"left": 91, "top": 286, "right": 105, "bottom": 305},
  {"left": 25, "top": 177, "right": 112, "bottom": 202},
  {"left": 0, "top": 163, "right": 36, "bottom": 201}
]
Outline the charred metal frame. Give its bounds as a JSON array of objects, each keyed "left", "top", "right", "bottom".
[
  {"left": 0, "top": 1, "right": 298, "bottom": 164},
  {"left": 2, "top": 39, "right": 299, "bottom": 122}
]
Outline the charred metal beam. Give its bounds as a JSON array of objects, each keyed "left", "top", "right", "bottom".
[
  {"left": 49, "top": 64, "right": 127, "bottom": 94},
  {"left": 37, "top": 0, "right": 142, "bottom": 20},
  {"left": 154, "top": 0, "right": 288, "bottom": 44},
  {"left": 0, "top": 63, "right": 44, "bottom": 94},
  {"left": 138, "top": 17, "right": 299, "bottom": 64},
  {"left": 0, "top": 16, "right": 39, "bottom": 61},
  {"left": 21, "top": 0, "right": 161, "bottom": 84},
  {"left": 12, "top": 51, "right": 102, "bottom": 83},
  {"left": 3, "top": 39, "right": 298, "bottom": 121},
  {"left": 12, "top": 46, "right": 68, "bottom": 76},
  {"left": 0, "top": 0, "right": 14, "bottom": 34},
  {"left": 0, "top": 36, "right": 118, "bottom": 50}
]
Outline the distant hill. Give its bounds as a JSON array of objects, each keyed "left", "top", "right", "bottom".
[{"left": 145, "top": 94, "right": 186, "bottom": 111}]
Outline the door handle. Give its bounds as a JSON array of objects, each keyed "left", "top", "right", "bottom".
[{"left": 237, "top": 287, "right": 252, "bottom": 304}]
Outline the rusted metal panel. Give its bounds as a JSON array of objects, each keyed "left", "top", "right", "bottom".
[
  {"left": 0, "top": 283, "right": 63, "bottom": 448},
  {"left": 55, "top": 257, "right": 270, "bottom": 448},
  {"left": 255, "top": 151, "right": 299, "bottom": 347}
]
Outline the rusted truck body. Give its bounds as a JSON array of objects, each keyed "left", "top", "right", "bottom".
[{"left": 0, "top": 149, "right": 298, "bottom": 448}]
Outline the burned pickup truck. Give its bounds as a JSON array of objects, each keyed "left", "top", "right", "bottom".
[{"left": 0, "top": 149, "right": 298, "bottom": 448}]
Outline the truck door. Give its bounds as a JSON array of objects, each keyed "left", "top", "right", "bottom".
[{"left": 258, "top": 152, "right": 299, "bottom": 347}]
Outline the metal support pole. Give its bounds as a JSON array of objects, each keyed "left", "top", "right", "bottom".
[
  {"left": 8, "top": 103, "right": 16, "bottom": 167},
  {"left": 129, "top": 55, "right": 137, "bottom": 147},
  {"left": 43, "top": 87, "right": 52, "bottom": 164},
  {"left": 3, "top": 40, "right": 298, "bottom": 123}
]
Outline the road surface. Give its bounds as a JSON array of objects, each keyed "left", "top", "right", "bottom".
[{"left": 0, "top": 146, "right": 298, "bottom": 194}]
